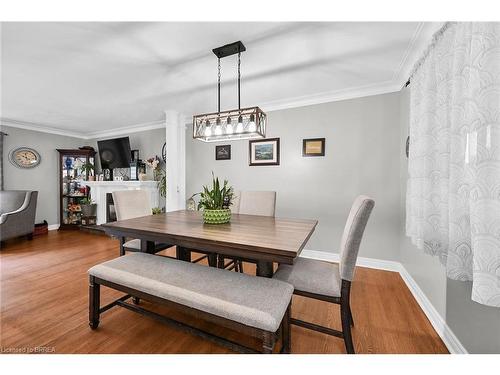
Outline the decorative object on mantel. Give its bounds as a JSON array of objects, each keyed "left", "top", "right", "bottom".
[
  {"left": 215, "top": 145, "right": 231, "bottom": 160},
  {"left": 9, "top": 147, "right": 41, "bottom": 169},
  {"left": 192, "top": 41, "right": 266, "bottom": 142},
  {"left": 197, "top": 173, "right": 234, "bottom": 224},
  {"left": 303, "top": 138, "right": 325, "bottom": 157},
  {"left": 249, "top": 138, "right": 280, "bottom": 166}
]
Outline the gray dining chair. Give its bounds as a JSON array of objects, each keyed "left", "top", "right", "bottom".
[
  {"left": 217, "top": 191, "right": 276, "bottom": 272},
  {"left": 112, "top": 190, "right": 171, "bottom": 255},
  {"left": 273, "top": 195, "right": 375, "bottom": 354}
]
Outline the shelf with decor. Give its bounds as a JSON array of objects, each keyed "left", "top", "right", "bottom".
[{"left": 57, "top": 149, "right": 96, "bottom": 230}]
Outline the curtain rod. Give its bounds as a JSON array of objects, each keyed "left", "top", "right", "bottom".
[{"left": 404, "top": 22, "right": 454, "bottom": 88}]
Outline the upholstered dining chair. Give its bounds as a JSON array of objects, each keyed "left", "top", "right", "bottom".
[
  {"left": 112, "top": 190, "right": 171, "bottom": 255},
  {"left": 217, "top": 191, "right": 277, "bottom": 272},
  {"left": 273, "top": 195, "right": 375, "bottom": 354}
]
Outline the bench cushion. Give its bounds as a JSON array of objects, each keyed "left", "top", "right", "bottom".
[{"left": 88, "top": 253, "right": 293, "bottom": 332}]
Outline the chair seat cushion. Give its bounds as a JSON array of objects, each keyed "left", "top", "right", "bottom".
[
  {"left": 273, "top": 257, "right": 341, "bottom": 297},
  {"left": 88, "top": 253, "right": 293, "bottom": 332},
  {"left": 123, "top": 239, "right": 141, "bottom": 250}
]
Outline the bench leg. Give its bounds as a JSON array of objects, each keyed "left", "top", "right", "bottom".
[
  {"left": 119, "top": 237, "right": 126, "bottom": 256},
  {"left": 282, "top": 303, "right": 291, "bottom": 353},
  {"left": 207, "top": 253, "right": 218, "bottom": 268},
  {"left": 89, "top": 276, "right": 100, "bottom": 330},
  {"left": 262, "top": 331, "right": 274, "bottom": 354}
]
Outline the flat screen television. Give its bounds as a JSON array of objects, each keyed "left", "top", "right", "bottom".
[{"left": 97, "top": 137, "right": 132, "bottom": 170}]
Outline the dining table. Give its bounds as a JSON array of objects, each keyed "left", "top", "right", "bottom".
[{"left": 101, "top": 209, "right": 318, "bottom": 278}]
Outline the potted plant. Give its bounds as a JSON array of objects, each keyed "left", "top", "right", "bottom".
[
  {"left": 80, "top": 197, "right": 97, "bottom": 217},
  {"left": 81, "top": 162, "right": 95, "bottom": 181},
  {"left": 197, "top": 173, "right": 234, "bottom": 224}
]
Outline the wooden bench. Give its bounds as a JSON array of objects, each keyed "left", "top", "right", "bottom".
[{"left": 88, "top": 253, "right": 293, "bottom": 353}]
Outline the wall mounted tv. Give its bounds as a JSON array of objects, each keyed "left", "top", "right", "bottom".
[{"left": 97, "top": 136, "right": 132, "bottom": 170}]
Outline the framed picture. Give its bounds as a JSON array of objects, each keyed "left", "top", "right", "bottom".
[
  {"left": 249, "top": 138, "right": 280, "bottom": 166},
  {"left": 302, "top": 138, "right": 325, "bottom": 157},
  {"left": 215, "top": 145, "right": 231, "bottom": 160}
]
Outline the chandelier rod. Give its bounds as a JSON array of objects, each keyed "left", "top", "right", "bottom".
[
  {"left": 217, "top": 57, "right": 221, "bottom": 114},
  {"left": 238, "top": 50, "right": 241, "bottom": 111}
]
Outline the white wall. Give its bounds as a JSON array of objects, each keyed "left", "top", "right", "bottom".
[{"left": 186, "top": 92, "right": 401, "bottom": 261}]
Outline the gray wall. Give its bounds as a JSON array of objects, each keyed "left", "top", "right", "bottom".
[
  {"left": 186, "top": 92, "right": 402, "bottom": 260},
  {"left": 399, "top": 87, "right": 500, "bottom": 353},
  {"left": 1, "top": 125, "right": 166, "bottom": 225},
  {"left": 2, "top": 125, "right": 83, "bottom": 225}
]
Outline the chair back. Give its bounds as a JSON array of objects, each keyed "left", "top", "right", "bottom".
[
  {"left": 232, "top": 191, "right": 276, "bottom": 217},
  {"left": 0, "top": 190, "right": 32, "bottom": 214},
  {"left": 339, "top": 195, "right": 375, "bottom": 281},
  {"left": 112, "top": 190, "right": 152, "bottom": 221}
]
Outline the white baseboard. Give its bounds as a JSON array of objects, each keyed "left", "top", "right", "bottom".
[
  {"left": 48, "top": 224, "right": 60, "bottom": 231},
  {"left": 300, "top": 249, "right": 467, "bottom": 354}
]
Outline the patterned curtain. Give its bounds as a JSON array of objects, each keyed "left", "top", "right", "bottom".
[{"left": 407, "top": 22, "right": 500, "bottom": 307}]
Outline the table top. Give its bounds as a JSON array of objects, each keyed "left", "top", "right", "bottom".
[{"left": 102, "top": 210, "right": 318, "bottom": 264}]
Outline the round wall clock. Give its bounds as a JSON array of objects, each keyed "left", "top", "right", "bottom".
[{"left": 9, "top": 147, "right": 41, "bottom": 169}]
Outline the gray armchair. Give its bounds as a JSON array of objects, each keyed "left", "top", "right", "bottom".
[{"left": 0, "top": 190, "right": 38, "bottom": 242}]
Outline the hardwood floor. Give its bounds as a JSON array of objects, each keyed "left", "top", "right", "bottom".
[{"left": 0, "top": 231, "right": 448, "bottom": 354}]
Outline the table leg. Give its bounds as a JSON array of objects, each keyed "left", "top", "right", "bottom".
[
  {"left": 141, "top": 239, "right": 155, "bottom": 254},
  {"left": 256, "top": 261, "right": 274, "bottom": 278},
  {"left": 176, "top": 246, "right": 192, "bottom": 262}
]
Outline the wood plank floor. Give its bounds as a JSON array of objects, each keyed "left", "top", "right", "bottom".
[{"left": 0, "top": 231, "right": 448, "bottom": 354}]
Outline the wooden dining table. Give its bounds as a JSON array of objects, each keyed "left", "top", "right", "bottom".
[{"left": 102, "top": 210, "right": 318, "bottom": 278}]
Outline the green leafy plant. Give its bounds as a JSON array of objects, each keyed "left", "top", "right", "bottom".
[
  {"left": 197, "top": 172, "right": 234, "bottom": 211},
  {"left": 80, "top": 197, "right": 94, "bottom": 205},
  {"left": 81, "top": 162, "right": 94, "bottom": 175},
  {"left": 152, "top": 207, "right": 162, "bottom": 215},
  {"left": 157, "top": 169, "right": 166, "bottom": 198}
]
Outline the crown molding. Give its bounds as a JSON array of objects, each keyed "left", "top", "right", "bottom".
[
  {"left": 89, "top": 120, "right": 165, "bottom": 139},
  {"left": 261, "top": 80, "right": 401, "bottom": 113},
  {"left": 392, "top": 22, "right": 446, "bottom": 88},
  {"left": 1, "top": 117, "right": 165, "bottom": 140},
  {"left": 0, "top": 117, "right": 85, "bottom": 139}
]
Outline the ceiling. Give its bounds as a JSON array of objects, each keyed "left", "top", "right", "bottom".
[{"left": 0, "top": 22, "right": 439, "bottom": 139}]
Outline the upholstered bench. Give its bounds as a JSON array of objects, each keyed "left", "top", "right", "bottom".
[{"left": 88, "top": 253, "right": 293, "bottom": 353}]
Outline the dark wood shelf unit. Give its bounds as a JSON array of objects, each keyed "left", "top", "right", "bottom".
[{"left": 57, "top": 149, "right": 96, "bottom": 230}]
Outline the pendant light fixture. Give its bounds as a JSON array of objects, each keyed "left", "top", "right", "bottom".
[{"left": 193, "top": 41, "right": 266, "bottom": 142}]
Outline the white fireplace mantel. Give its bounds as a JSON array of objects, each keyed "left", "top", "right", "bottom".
[{"left": 85, "top": 181, "right": 159, "bottom": 225}]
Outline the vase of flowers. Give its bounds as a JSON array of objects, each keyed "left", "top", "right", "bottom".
[
  {"left": 197, "top": 173, "right": 234, "bottom": 224},
  {"left": 146, "top": 155, "right": 167, "bottom": 203}
]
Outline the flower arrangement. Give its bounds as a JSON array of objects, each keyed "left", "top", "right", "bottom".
[{"left": 146, "top": 155, "right": 166, "bottom": 199}]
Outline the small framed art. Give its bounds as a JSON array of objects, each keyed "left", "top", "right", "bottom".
[
  {"left": 302, "top": 138, "right": 325, "bottom": 157},
  {"left": 215, "top": 145, "right": 231, "bottom": 160},
  {"left": 249, "top": 138, "right": 280, "bottom": 166}
]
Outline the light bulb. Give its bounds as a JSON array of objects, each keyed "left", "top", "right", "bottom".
[
  {"left": 236, "top": 115, "right": 244, "bottom": 133},
  {"left": 248, "top": 114, "right": 256, "bottom": 132},
  {"left": 226, "top": 117, "right": 233, "bottom": 134},
  {"left": 204, "top": 119, "right": 211, "bottom": 137}
]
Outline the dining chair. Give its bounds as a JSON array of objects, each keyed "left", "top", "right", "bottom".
[
  {"left": 112, "top": 190, "right": 171, "bottom": 256},
  {"left": 217, "top": 191, "right": 277, "bottom": 272},
  {"left": 273, "top": 195, "right": 375, "bottom": 354}
]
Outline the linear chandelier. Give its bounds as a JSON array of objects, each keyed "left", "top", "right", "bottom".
[{"left": 193, "top": 41, "right": 266, "bottom": 142}]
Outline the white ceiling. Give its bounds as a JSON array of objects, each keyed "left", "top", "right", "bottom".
[{"left": 0, "top": 22, "right": 439, "bottom": 138}]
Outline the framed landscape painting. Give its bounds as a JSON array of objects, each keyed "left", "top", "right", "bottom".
[{"left": 249, "top": 138, "right": 280, "bottom": 166}]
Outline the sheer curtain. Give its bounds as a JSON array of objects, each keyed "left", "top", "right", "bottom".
[{"left": 407, "top": 22, "right": 500, "bottom": 307}]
